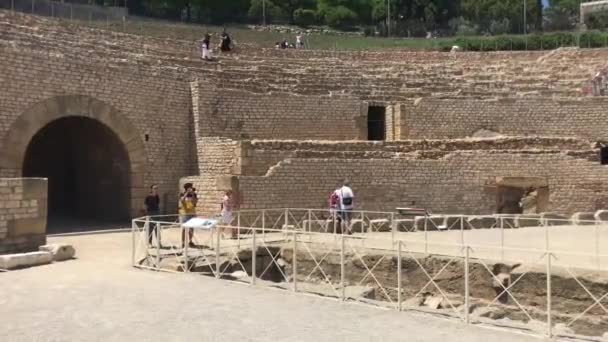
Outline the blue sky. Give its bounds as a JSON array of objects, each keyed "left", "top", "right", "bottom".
[{"left": 542, "top": 0, "right": 549, "bottom": 7}]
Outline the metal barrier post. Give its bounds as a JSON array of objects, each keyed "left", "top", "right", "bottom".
[
  {"left": 215, "top": 225, "right": 220, "bottom": 278},
  {"left": 500, "top": 217, "right": 504, "bottom": 261},
  {"left": 546, "top": 253, "right": 552, "bottom": 337},
  {"left": 544, "top": 218, "right": 549, "bottom": 251},
  {"left": 155, "top": 221, "right": 160, "bottom": 269},
  {"left": 464, "top": 246, "right": 470, "bottom": 324},
  {"left": 251, "top": 228, "right": 256, "bottom": 285},
  {"left": 70, "top": 4, "right": 72, "bottom": 20},
  {"left": 31, "top": 0, "right": 34, "bottom": 13},
  {"left": 391, "top": 212, "right": 395, "bottom": 246},
  {"left": 237, "top": 211, "right": 241, "bottom": 249},
  {"left": 308, "top": 209, "right": 312, "bottom": 233},
  {"left": 397, "top": 241, "right": 402, "bottom": 311},
  {"left": 595, "top": 223, "right": 600, "bottom": 270},
  {"left": 183, "top": 223, "right": 189, "bottom": 273},
  {"left": 340, "top": 235, "right": 345, "bottom": 301},
  {"left": 51, "top": 2, "right": 54, "bottom": 17},
  {"left": 293, "top": 233, "right": 297, "bottom": 292},
  {"left": 131, "top": 220, "right": 136, "bottom": 266},
  {"left": 10, "top": 0, "right": 14, "bottom": 11},
  {"left": 261, "top": 209, "right": 265, "bottom": 236},
  {"left": 460, "top": 216, "right": 464, "bottom": 251},
  {"left": 424, "top": 216, "right": 428, "bottom": 253}
]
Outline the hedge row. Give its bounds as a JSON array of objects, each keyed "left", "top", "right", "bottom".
[{"left": 437, "top": 31, "right": 608, "bottom": 51}]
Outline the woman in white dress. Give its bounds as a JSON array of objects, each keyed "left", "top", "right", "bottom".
[{"left": 220, "top": 190, "right": 235, "bottom": 238}]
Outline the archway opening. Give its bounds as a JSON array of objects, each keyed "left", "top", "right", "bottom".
[{"left": 22, "top": 117, "right": 131, "bottom": 233}]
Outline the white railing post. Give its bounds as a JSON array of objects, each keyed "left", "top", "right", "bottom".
[
  {"left": 595, "top": 223, "right": 600, "bottom": 271},
  {"left": 546, "top": 252, "right": 552, "bottom": 337},
  {"left": 397, "top": 241, "right": 402, "bottom": 311},
  {"left": 424, "top": 215, "right": 428, "bottom": 253},
  {"left": 183, "top": 223, "right": 189, "bottom": 273},
  {"left": 131, "top": 220, "right": 136, "bottom": 266},
  {"left": 460, "top": 216, "right": 465, "bottom": 251},
  {"left": 308, "top": 209, "right": 312, "bottom": 233},
  {"left": 464, "top": 246, "right": 470, "bottom": 324},
  {"left": 237, "top": 211, "right": 241, "bottom": 249},
  {"left": 500, "top": 217, "right": 505, "bottom": 261},
  {"left": 155, "top": 221, "right": 160, "bottom": 269},
  {"left": 340, "top": 235, "right": 345, "bottom": 301},
  {"left": 544, "top": 218, "right": 549, "bottom": 251},
  {"left": 261, "top": 209, "right": 265, "bottom": 235},
  {"left": 293, "top": 232, "right": 297, "bottom": 292},
  {"left": 251, "top": 228, "right": 257, "bottom": 285},
  {"left": 215, "top": 225, "right": 220, "bottom": 278},
  {"left": 391, "top": 212, "right": 396, "bottom": 247},
  {"left": 284, "top": 208, "right": 289, "bottom": 229}
]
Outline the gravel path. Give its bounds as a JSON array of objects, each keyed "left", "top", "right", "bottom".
[{"left": 0, "top": 232, "right": 542, "bottom": 342}]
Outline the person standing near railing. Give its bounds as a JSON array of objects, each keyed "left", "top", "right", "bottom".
[
  {"left": 144, "top": 184, "right": 161, "bottom": 247},
  {"left": 337, "top": 180, "right": 354, "bottom": 235},
  {"left": 220, "top": 190, "right": 236, "bottom": 239},
  {"left": 179, "top": 183, "right": 198, "bottom": 248},
  {"left": 201, "top": 34, "right": 212, "bottom": 61}
]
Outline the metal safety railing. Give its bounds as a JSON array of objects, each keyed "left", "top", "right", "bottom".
[{"left": 132, "top": 209, "right": 608, "bottom": 340}]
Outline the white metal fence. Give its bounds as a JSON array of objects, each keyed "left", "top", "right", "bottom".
[{"left": 132, "top": 209, "right": 608, "bottom": 340}]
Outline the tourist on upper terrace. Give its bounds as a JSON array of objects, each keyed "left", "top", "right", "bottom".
[
  {"left": 201, "top": 34, "right": 213, "bottom": 61},
  {"left": 179, "top": 183, "right": 198, "bottom": 247},
  {"left": 336, "top": 180, "right": 355, "bottom": 235},
  {"left": 220, "top": 31, "right": 232, "bottom": 52},
  {"left": 296, "top": 33, "right": 304, "bottom": 49},
  {"left": 144, "top": 184, "right": 161, "bottom": 246},
  {"left": 220, "top": 190, "right": 236, "bottom": 239}
]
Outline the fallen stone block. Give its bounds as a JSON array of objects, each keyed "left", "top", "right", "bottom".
[
  {"left": 466, "top": 216, "right": 497, "bottom": 229},
  {"left": 594, "top": 210, "right": 608, "bottom": 222},
  {"left": 540, "top": 212, "right": 570, "bottom": 226},
  {"left": 514, "top": 214, "right": 541, "bottom": 228},
  {"left": 39, "top": 244, "right": 75, "bottom": 262},
  {"left": 395, "top": 219, "right": 415, "bottom": 232},
  {"left": 0, "top": 251, "right": 52, "bottom": 270},
  {"left": 571, "top": 212, "right": 596, "bottom": 225}
]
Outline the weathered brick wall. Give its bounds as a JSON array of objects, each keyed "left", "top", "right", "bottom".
[
  {"left": 196, "top": 85, "right": 366, "bottom": 140},
  {"left": 181, "top": 137, "right": 239, "bottom": 215},
  {"left": 0, "top": 47, "right": 195, "bottom": 215},
  {"left": 0, "top": 178, "right": 47, "bottom": 254},
  {"left": 399, "top": 98, "right": 608, "bottom": 140},
  {"left": 236, "top": 143, "right": 608, "bottom": 215}
]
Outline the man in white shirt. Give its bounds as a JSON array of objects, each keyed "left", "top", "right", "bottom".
[{"left": 336, "top": 180, "right": 354, "bottom": 234}]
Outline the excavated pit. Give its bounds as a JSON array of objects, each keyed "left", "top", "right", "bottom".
[{"left": 201, "top": 243, "right": 608, "bottom": 338}]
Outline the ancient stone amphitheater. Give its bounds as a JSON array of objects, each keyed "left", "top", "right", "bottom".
[{"left": 1, "top": 9, "right": 608, "bottom": 252}]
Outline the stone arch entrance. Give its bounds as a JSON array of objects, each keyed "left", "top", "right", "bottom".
[{"left": 0, "top": 95, "right": 146, "bottom": 232}]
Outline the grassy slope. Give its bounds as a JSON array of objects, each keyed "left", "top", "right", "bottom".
[{"left": 80, "top": 19, "right": 450, "bottom": 50}]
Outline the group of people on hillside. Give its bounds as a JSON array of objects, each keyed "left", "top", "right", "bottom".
[
  {"left": 143, "top": 183, "right": 237, "bottom": 248},
  {"left": 200, "top": 30, "right": 233, "bottom": 61},
  {"left": 275, "top": 33, "right": 305, "bottom": 49}
]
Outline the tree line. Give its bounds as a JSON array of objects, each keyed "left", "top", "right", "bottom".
[{"left": 117, "top": 0, "right": 604, "bottom": 37}]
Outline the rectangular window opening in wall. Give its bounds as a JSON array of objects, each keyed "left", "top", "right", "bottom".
[{"left": 367, "top": 106, "right": 386, "bottom": 141}]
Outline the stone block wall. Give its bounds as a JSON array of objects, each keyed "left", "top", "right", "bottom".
[
  {"left": 196, "top": 85, "right": 367, "bottom": 140},
  {"left": 398, "top": 97, "right": 608, "bottom": 140},
  {"left": 0, "top": 47, "right": 194, "bottom": 216},
  {"left": 0, "top": 178, "right": 47, "bottom": 254},
  {"left": 235, "top": 145, "right": 608, "bottom": 215}
]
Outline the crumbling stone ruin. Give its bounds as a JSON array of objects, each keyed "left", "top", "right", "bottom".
[{"left": 1, "top": 10, "right": 608, "bottom": 250}]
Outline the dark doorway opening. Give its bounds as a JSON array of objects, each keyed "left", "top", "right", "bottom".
[
  {"left": 601, "top": 145, "right": 608, "bottom": 165},
  {"left": 367, "top": 106, "right": 386, "bottom": 141},
  {"left": 496, "top": 186, "right": 525, "bottom": 214},
  {"left": 22, "top": 117, "right": 131, "bottom": 233}
]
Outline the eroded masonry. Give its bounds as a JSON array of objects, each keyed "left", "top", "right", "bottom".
[{"left": 1, "top": 10, "right": 608, "bottom": 250}]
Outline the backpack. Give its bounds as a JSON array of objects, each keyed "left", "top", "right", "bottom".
[
  {"left": 341, "top": 188, "right": 353, "bottom": 206},
  {"left": 330, "top": 192, "right": 339, "bottom": 207}
]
